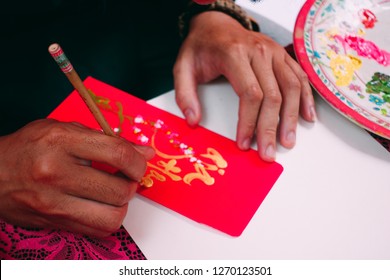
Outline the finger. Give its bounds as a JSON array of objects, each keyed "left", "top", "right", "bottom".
[
  {"left": 173, "top": 49, "right": 202, "bottom": 127},
  {"left": 65, "top": 129, "right": 148, "bottom": 182},
  {"left": 49, "top": 196, "right": 129, "bottom": 237},
  {"left": 223, "top": 57, "right": 263, "bottom": 151},
  {"left": 273, "top": 55, "right": 301, "bottom": 149},
  {"left": 251, "top": 56, "right": 282, "bottom": 162},
  {"left": 72, "top": 123, "right": 156, "bottom": 161},
  {"left": 63, "top": 165, "right": 138, "bottom": 207},
  {"left": 285, "top": 55, "right": 317, "bottom": 122},
  {"left": 133, "top": 144, "right": 155, "bottom": 161},
  {"left": 70, "top": 121, "right": 88, "bottom": 128}
]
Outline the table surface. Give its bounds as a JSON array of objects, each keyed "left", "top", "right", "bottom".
[{"left": 123, "top": 0, "right": 390, "bottom": 259}]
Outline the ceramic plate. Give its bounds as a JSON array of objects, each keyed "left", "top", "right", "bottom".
[{"left": 294, "top": 0, "right": 390, "bottom": 139}]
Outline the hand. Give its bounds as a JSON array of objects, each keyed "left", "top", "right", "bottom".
[
  {"left": 0, "top": 119, "right": 154, "bottom": 237},
  {"left": 174, "top": 11, "right": 316, "bottom": 162}
]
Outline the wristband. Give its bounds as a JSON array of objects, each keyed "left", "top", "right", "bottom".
[{"left": 179, "top": 0, "right": 260, "bottom": 38}]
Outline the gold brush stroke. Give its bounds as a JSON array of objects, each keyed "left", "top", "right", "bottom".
[{"left": 89, "top": 90, "right": 228, "bottom": 187}]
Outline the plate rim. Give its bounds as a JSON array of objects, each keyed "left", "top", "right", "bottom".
[{"left": 293, "top": 0, "right": 390, "bottom": 140}]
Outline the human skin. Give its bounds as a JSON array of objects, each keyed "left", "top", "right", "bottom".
[
  {"left": 0, "top": 0, "right": 315, "bottom": 237},
  {"left": 0, "top": 120, "right": 155, "bottom": 237},
  {"left": 174, "top": 11, "right": 316, "bottom": 162}
]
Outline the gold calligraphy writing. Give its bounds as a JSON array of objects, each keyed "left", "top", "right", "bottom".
[{"left": 90, "top": 90, "right": 228, "bottom": 187}]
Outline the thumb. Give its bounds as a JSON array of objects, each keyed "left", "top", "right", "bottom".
[{"left": 173, "top": 55, "right": 202, "bottom": 127}]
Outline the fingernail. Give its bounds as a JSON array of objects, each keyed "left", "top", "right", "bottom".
[
  {"left": 240, "top": 138, "right": 251, "bottom": 150},
  {"left": 184, "top": 108, "right": 196, "bottom": 126},
  {"left": 310, "top": 106, "right": 317, "bottom": 122},
  {"left": 287, "top": 130, "right": 296, "bottom": 145},
  {"left": 265, "top": 145, "right": 276, "bottom": 160}
]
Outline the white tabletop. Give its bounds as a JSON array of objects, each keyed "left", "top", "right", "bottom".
[
  {"left": 236, "top": 0, "right": 306, "bottom": 45},
  {"left": 123, "top": 0, "right": 390, "bottom": 259}
]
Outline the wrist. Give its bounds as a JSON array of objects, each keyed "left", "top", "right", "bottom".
[{"left": 179, "top": 0, "right": 260, "bottom": 38}]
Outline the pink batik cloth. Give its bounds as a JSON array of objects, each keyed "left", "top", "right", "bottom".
[{"left": 0, "top": 219, "right": 145, "bottom": 260}]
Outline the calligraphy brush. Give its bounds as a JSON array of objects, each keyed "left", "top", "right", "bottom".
[{"left": 48, "top": 43, "right": 116, "bottom": 137}]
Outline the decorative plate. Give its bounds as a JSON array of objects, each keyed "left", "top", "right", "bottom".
[{"left": 294, "top": 0, "right": 390, "bottom": 139}]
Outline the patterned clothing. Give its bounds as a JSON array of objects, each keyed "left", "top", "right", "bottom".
[{"left": 0, "top": 220, "right": 145, "bottom": 260}]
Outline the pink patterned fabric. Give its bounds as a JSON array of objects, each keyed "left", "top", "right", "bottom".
[{"left": 0, "top": 219, "right": 146, "bottom": 260}]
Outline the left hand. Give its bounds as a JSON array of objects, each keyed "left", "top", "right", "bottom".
[{"left": 173, "top": 11, "right": 316, "bottom": 162}]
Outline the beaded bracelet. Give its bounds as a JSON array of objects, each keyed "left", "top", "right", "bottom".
[{"left": 178, "top": 0, "right": 260, "bottom": 38}]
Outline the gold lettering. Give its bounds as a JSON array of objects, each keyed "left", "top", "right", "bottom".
[
  {"left": 200, "top": 148, "right": 228, "bottom": 168},
  {"left": 88, "top": 92, "right": 230, "bottom": 188},
  {"left": 141, "top": 170, "right": 166, "bottom": 188},
  {"left": 147, "top": 160, "right": 182, "bottom": 182},
  {"left": 183, "top": 163, "right": 215, "bottom": 186}
]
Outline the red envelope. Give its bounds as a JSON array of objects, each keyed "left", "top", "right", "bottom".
[{"left": 48, "top": 77, "right": 283, "bottom": 236}]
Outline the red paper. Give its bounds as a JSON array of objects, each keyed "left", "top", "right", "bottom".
[{"left": 48, "top": 77, "right": 283, "bottom": 236}]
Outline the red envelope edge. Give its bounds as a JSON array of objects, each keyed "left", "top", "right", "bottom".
[{"left": 48, "top": 77, "right": 284, "bottom": 237}]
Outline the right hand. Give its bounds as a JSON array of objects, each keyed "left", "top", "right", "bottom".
[{"left": 0, "top": 119, "right": 154, "bottom": 237}]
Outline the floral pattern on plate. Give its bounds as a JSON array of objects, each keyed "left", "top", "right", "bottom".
[{"left": 294, "top": 0, "right": 390, "bottom": 139}]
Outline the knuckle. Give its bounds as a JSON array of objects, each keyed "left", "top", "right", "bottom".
[
  {"left": 111, "top": 190, "right": 127, "bottom": 206},
  {"left": 299, "top": 70, "right": 309, "bottom": 83},
  {"left": 265, "top": 89, "right": 282, "bottom": 105},
  {"left": 242, "top": 84, "right": 263, "bottom": 102},
  {"left": 112, "top": 141, "right": 134, "bottom": 167},
  {"left": 285, "top": 113, "right": 299, "bottom": 124},
  {"left": 31, "top": 156, "right": 58, "bottom": 183},
  {"left": 103, "top": 207, "right": 127, "bottom": 233},
  {"left": 225, "top": 40, "right": 247, "bottom": 56},
  {"left": 113, "top": 141, "right": 147, "bottom": 180},
  {"left": 121, "top": 184, "right": 137, "bottom": 203},
  {"left": 224, "top": 40, "right": 238, "bottom": 52},
  {"left": 241, "top": 119, "right": 257, "bottom": 132},
  {"left": 285, "top": 77, "right": 301, "bottom": 93},
  {"left": 42, "top": 124, "right": 70, "bottom": 148},
  {"left": 20, "top": 191, "right": 60, "bottom": 217},
  {"left": 84, "top": 207, "right": 127, "bottom": 236},
  {"left": 255, "top": 42, "right": 268, "bottom": 55},
  {"left": 254, "top": 40, "right": 273, "bottom": 56},
  {"left": 113, "top": 186, "right": 135, "bottom": 206},
  {"left": 262, "top": 127, "right": 278, "bottom": 138}
]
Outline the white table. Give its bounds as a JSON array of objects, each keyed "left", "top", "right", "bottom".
[
  {"left": 123, "top": 0, "right": 390, "bottom": 259},
  {"left": 236, "top": 0, "right": 306, "bottom": 45}
]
